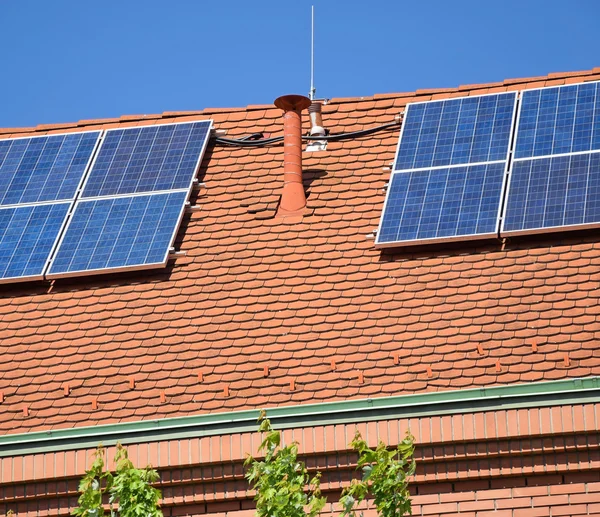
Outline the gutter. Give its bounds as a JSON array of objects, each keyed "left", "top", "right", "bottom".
[{"left": 0, "top": 377, "right": 599, "bottom": 457}]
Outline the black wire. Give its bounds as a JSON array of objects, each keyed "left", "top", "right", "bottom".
[
  {"left": 215, "top": 135, "right": 283, "bottom": 146},
  {"left": 213, "top": 121, "right": 400, "bottom": 147},
  {"left": 305, "top": 121, "right": 399, "bottom": 141},
  {"left": 238, "top": 133, "right": 265, "bottom": 141}
]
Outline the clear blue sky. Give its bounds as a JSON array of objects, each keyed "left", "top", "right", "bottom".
[{"left": 1, "top": 0, "right": 599, "bottom": 128}]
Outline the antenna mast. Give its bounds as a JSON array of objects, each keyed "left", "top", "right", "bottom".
[{"left": 309, "top": 5, "right": 316, "bottom": 100}]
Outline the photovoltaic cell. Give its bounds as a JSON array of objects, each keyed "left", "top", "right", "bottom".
[
  {"left": 377, "top": 163, "right": 506, "bottom": 244},
  {"left": 82, "top": 121, "right": 211, "bottom": 198},
  {"left": 0, "top": 203, "right": 69, "bottom": 282},
  {"left": 514, "top": 81, "right": 600, "bottom": 159},
  {"left": 47, "top": 192, "right": 188, "bottom": 277},
  {"left": 503, "top": 153, "right": 600, "bottom": 234},
  {"left": 0, "top": 132, "right": 100, "bottom": 205},
  {"left": 395, "top": 92, "right": 517, "bottom": 170}
]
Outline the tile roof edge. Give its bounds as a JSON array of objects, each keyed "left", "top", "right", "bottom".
[
  {"left": 1, "top": 67, "right": 598, "bottom": 134},
  {"left": 0, "top": 377, "right": 598, "bottom": 457}
]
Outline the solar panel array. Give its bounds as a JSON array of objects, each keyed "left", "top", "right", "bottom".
[
  {"left": 503, "top": 81, "right": 600, "bottom": 235},
  {"left": 0, "top": 132, "right": 100, "bottom": 283},
  {"left": 47, "top": 121, "right": 212, "bottom": 278},
  {"left": 2, "top": 82, "right": 600, "bottom": 282},
  {"left": 378, "top": 80, "right": 600, "bottom": 247},
  {"left": 0, "top": 120, "right": 211, "bottom": 284},
  {"left": 376, "top": 92, "right": 518, "bottom": 247}
]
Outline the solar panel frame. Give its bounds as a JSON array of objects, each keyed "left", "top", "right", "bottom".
[
  {"left": 375, "top": 92, "right": 519, "bottom": 248},
  {"left": 45, "top": 120, "right": 213, "bottom": 280},
  {"left": 78, "top": 120, "right": 213, "bottom": 198},
  {"left": 501, "top": 80, "right": 600, "bottom": 237},
  {"left": 0, "top": 130, "right": 102, "bottom": 206},
  {"left": 45, "top": 191, "right": 189, "bottom": 279}
]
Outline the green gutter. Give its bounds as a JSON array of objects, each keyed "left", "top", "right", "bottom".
[{"left": 1, "top": 377, "right": 599, "bottom": 457}]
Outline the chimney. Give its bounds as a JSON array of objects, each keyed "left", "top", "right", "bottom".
[{"left": 274, "top": 94, "right": 311, "bottom": 216}]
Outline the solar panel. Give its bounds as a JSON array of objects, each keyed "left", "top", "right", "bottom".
[
  {"left": 46, "top": 120, "right": 212, "bottom": 279},
  {"left": 395, "top": 92, "right": 517, "bottom": 170},
  {"left": 503, "top": 81, "right": 600, "bottom": 236},
  {"left": 47, "top": 192, "right": 188, "bottom": 277},
  {"left": 514, "top": 81, "right": 600, "bottom": 159},
  {"left": 378, "top": 163, "right": 506, "bottom": 244},
  {"left": 0, "top": 203, "right": 69, "bottom": 283},
  {"left": 503, "top": 152, "right": 600, "bottom": 235},
  {"left": 0, "top": 132, "right": 100, "bottom": 205},
  {"left": 81, "top": 121, "right": 212, "bottom": 198},
  {"left": 376, "top": 92, "right": 518, "bottom": 247}
]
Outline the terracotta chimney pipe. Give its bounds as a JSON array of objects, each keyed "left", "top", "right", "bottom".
[{"left": 274, "top": 94, "right": 311, "bottom": 216}]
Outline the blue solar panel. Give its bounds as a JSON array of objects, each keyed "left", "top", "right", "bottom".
[
  {"left": 395, "top": 92, "right": 517, "bottom": 171},
  {"left": 514, "top": 81, "right": 600, "bottom": 159},
  {"left": 503, "top": 153, "right": 600, "bottom": 234},
  {"left": 0, "top": 203, "right": 69, "bottom": 282},
  {"left": 377, "top": 163, "right": 506, "bottom": 245},
  {"left": 82, "top": 121, "right": 212, "bottom": 198},
  {"left": 503, "top": 81, "right": 600, "bottom": 237},
  {"left": 0, "top": 132, "right": 100, "bottom": 206},
  {"left": 47, "top": 192, "right": 188, "bottom": 277},
  {"left": 377, "top": 92, "right": 517, "bottom": 247}
]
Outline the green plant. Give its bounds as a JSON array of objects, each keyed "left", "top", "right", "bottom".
[
  {"left": 72, "top": 443, "right": 162, "bottom": 517},
  {"left": 244, "top": 410, "right": 326, "bottom": 517},
  {"left": 340, "top": 431, "right": 416, "bottom": 517}
]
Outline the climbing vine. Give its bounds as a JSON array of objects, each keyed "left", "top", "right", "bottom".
[
  {"left": 245, "top": 411, "right": 326, "bottom": 517},
  {"left": 245, "top": 411, "right": 415, "bottom": 517},
  {"left": 72, "top": 443, "right": 162, "bottom": 517},
  {"left": 340, "top": 430, "right": 415, "bottom": 517}
]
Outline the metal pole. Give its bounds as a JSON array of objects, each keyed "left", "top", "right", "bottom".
[{"left": 309, "top": 5, "right": 316, "bottom": 101}]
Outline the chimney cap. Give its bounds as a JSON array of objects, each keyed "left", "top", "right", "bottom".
[{"left": 274, "top": 94, "right": 311, "bottom": 112}]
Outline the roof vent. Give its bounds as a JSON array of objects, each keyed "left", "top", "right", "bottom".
[
  {"left": 306, "top": 100, "right": 327, "bottom": 152},
  {"left": 274, "top": 94, "right": 311, "bottom": 217}
]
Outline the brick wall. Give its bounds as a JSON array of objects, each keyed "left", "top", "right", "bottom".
[
  {"left": 159, "top": 474, "right": 600, "bottom": 517},
  {"left": 2, "top": 407, "right": 599, "bottom": 516}
]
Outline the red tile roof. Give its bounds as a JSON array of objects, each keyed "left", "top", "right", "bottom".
[{"left": 1, "top": 68, "right": 600, "bottom": 435}]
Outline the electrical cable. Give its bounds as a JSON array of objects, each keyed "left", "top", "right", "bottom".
[
  {"left": 213, "top": 120, "right": 400, "bottom": 147},
  {"left": 238, "top": 133, "right": 265, "bottom": 141},
  {"left": 214, "top": 135, "right": 283, "bottom": 146},
  {"left": 305, "top": 121, "right": 399, "bottom": 141}
]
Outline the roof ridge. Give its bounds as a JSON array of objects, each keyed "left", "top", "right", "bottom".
[{"left": 1, "top": 67, "right": 599, "bottom": 134}]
